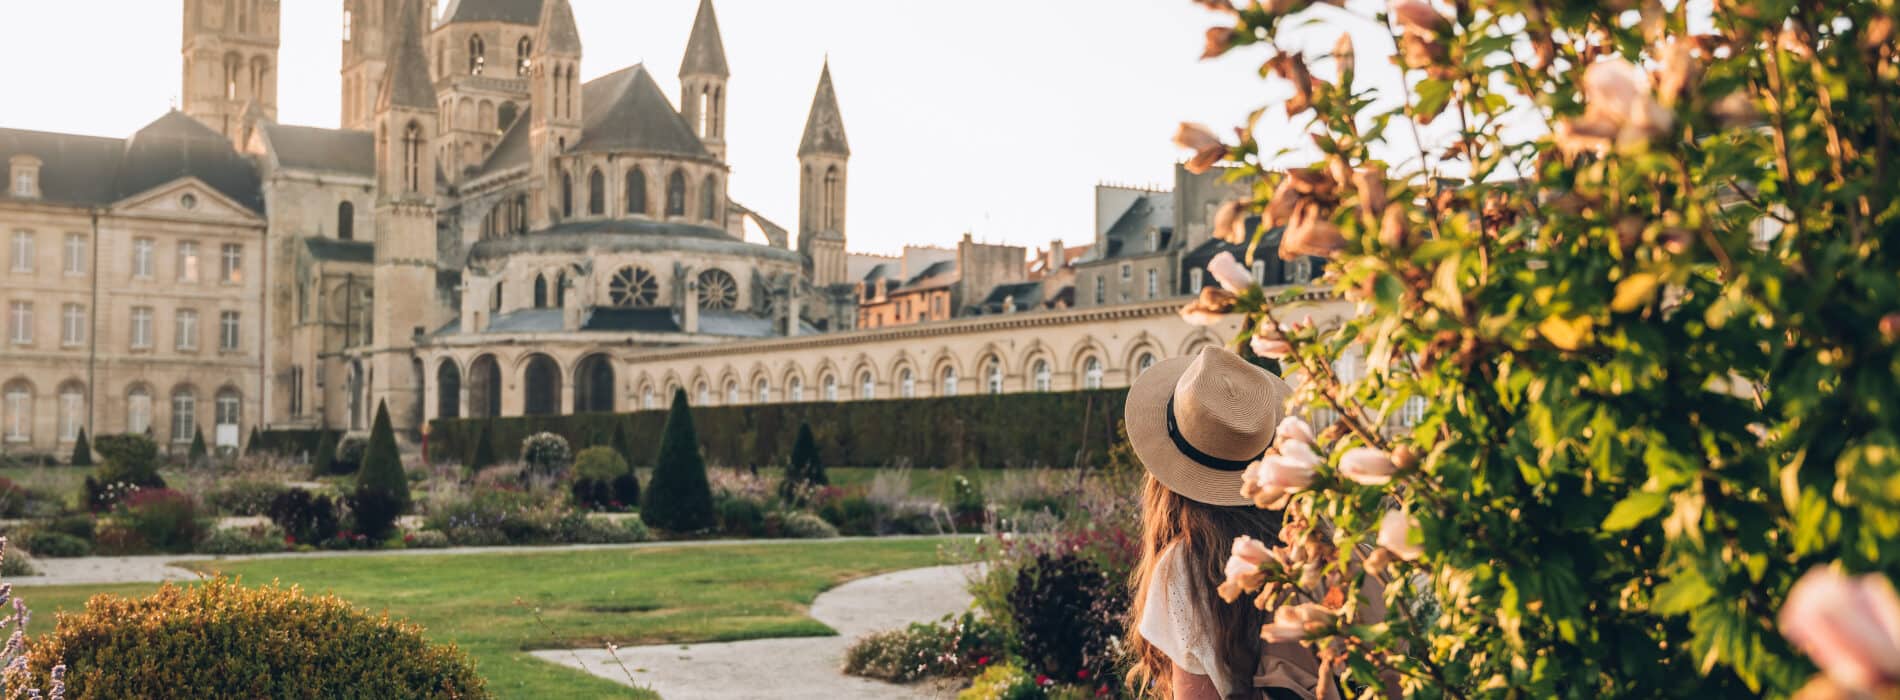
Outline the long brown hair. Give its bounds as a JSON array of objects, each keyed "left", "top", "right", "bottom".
[{"left": 1127, "top": 474, "right": 1282, "bottom": 698}]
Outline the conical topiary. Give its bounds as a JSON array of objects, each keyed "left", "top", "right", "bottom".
[
  {"left": 780, "top": 422, "right": 827, "bottom": 500},
  {"left": 641, "top": 389, "right": 715, "bottom": 533},
  {"left": 313, "top": 430, "right": 338, "bottom": 477},
  {"left": 612, "top": 421, "right": 638, "bottom": 471},
  {"left": 468, "top": 422, "right": 497, "bottom": 472},
  {"left": 244, "top": 425, "right": 263, "bottom": 456},
  {"left": 70, "top": 427, "right": 93, "bottom": 467},
  {"left": 352, "top": 401, "right": 411, "bottom": 540},
  {"left": 188, "top": 427, "right": 209, "bottom": 468}
]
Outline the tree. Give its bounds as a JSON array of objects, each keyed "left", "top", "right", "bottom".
[
  {"left": 187, "top": 428, "right": 208, "bottom": 468},
  {"left": 69, "top": 428, "right": 92, "bottom": 467},
  {"left": 780, "top": 422, "right": 827, "bottom": 501},
  {"left": 312, "top": 430, "right": 338, "bottom": 478},
  {"left": 1182, "top": 1, "right": 1900, "bottom": 696},
  {"left": 612, "top": 421, "right": 639, "bottom": 469},
  {"left": 641, "top": 389, "right": 714, "bottom": 532},
  {"left": 244, "top": 426, "right": 262, "bottom": 457},
  {"left": 352, "top": 401, "right": 410, "bottom": 541},
  {"left": 468, "top": 422, "right": 497, "bottom": 472}
]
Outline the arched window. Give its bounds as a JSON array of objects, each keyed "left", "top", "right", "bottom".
[
  {"left": 127, "top": 385, "right": 152, "bottom": 435},
  {"left": 224, "top": 53, "right": 241, "bottom": 101},
  {"left": 940, "top": 366, "right": 959, "bottom": 397},
  {"left": 823, "top": 166, "right": 840, "bottom": 230},
  {"left": 513, "top": 193, "right": 528, "bottom": 233},
  {"left": 57, "top": 382, "right": 83, "bottom": 442},
  {"left": 1033, "top": 359, "right": 1051, "bottom": 392},
  {"left": 554, "top": 271, "right": 567, "bottom": 308},
  {"left": 641, "top": 386, "right": 655, "bottom": 410},
  {"left": 725, "top": 380, "right": 738, "bottom": 405},
  {"left": 900, "top": 368, "right": 915, "bottom": 398},
  {"left": 755, "top": 378, "right": 770, "bottom": 404},
  {"left": 859, "top": 371, "right": 874, "bottom": 400},
  {"left": 625, "top": 168, "right": 647, "bottom": 215},
  {"left": 337, "top": 201, "right": 355, "bottom": 240},
  {"left": 985, "top": 358, "right": 1003, "bottom": 395},
  {"left": 789, "top": 376, "right": 804, "bottom": 402},
  {"left": 561, "top": 171, "right": 573, "bottom": 218},
  {"left": 402, "top": 122, "right": 423, "bottom": 192},
  {"left": 587, "top": 168, "right": 604, "bottom": 215},
  {"left": 552, "top": 65, "right": 565, "bottom": 118},
  {"left": 468, "top": 35, "right": 485, "bottom": 75},
  {"left": 711, "top": 87, "right": 723, "bottom": 138},
  {"left": 170, "top": 387, "right": 196, "bottom": 443},
  {"left": 666, "top": 170, "right": 687, "bottom": 216},
  {"left": 533, "top": 274, "right": 549, "bottom": 308},
  {"left": 2, "top": 380, "right": 30, "bottom": 443},
  {"left": 516, "top": 37, "right": 532, "bottom": 76},
  {"left": 822, "top": 375, "right": 838, "bottom": 401},
  {"left": 1083, "top": 357, "right": 1104, "bottom": 389},
  {"left": 1136, "top": 352, "right": 1158, "bottom": 376},
  {"left": 700, "top": 175, "right": 718, "bottom": 221},
  {"left": 696, "top": 381, "right": 709, "bottom": 406},
  {"left": 491, "top": 281, "right": 503, "bottom": 311}
]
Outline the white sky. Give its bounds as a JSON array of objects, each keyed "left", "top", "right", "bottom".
[{"left": 0, "top": 0, "right": 1399, "bottom": 256}]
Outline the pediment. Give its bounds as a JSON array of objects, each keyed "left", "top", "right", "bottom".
[{"left": 112, "top": 178, "right": 263, "bottom": 224}]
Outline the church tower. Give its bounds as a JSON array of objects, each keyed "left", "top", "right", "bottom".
[
  {"left": 678, "top": 0, "right": 730, "bottom": 163},
  {"left": 368, "top": 0, "right": 441, "bottom": 432},
  {"left": 340, "top": 0, "right": 401, "bottom": 131},
  {"left": 527, "top": 0, "right": 583, "bottom": 230},
  {"left": 182, "top": 0, "right": 280, "bottom": 146},
  {"left": 798, "top": 61, "right": 850, "bottom": 287}
]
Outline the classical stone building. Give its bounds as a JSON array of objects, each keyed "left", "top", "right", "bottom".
[{"left": 0, "top": 0, "right": 1354, "bottom": 458}]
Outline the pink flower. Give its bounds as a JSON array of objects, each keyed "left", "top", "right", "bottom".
[
  {"left": 1174, "top": 123, "right": 1228, "bottom": 174},
  {"left": 1275, "top": 416, "right": 1316, "bottom": 448},
  {"left": 1208, "top": 251, "right": 1254, "bottom": 294},
  {"left": 1232, "top": 535, "right": 1273, "bottom": 568},
  {"left": 1256, "top": 450, "right": 1318, "bottom": 492},
  {"left": 1338, "top": 447, "right": 1399, "bottom": 486},
  {"left": 1250, "top": 334, "right": 1293, "bottom": 359},
  {"left": 1212, "top": 199, "right": 1252, "bottom": 245},
  {"left": 1779, "top": 567, "right": 1900, "bottom": 692},
  {"left": 1260, "top": 603, "right": 1334, "bottom": 643},
  {"left": 1389, "top": 0, "right": 1451, "bottom": 38},
  {"left": 1377, "top": 509, "right": 1424, "bottom": 561},
  {"left": 1559, "top": 58, "right": 1674, "bottom": 155}
]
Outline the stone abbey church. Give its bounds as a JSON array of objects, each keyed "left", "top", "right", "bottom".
[{"left": 0, "top": 0, "right": 1346, "bottom": 457}]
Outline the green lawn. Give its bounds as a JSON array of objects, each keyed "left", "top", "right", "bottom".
[{"left": 15, "top": 537, "right": 953, "bottom": 699}]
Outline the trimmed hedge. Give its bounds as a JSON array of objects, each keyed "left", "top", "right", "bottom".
[
  {"left": 255, "top": 429, "right": 333, "bottom": 459},
  {"left": 427, "top": 389, "right": 1128, "bottom": 469}
]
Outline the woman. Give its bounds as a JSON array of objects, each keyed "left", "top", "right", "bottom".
[{"left": 1121, "top": 346, "right": 1323, "bottom": 699}]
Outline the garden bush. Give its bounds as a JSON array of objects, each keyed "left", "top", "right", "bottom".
[
  {"left": 844, "top": 612, "right": 1005, "bottom": 683},
  {"left": 569, "top": 477, "right": 614, "bottom": 511},
  {"left": 573, "top": 446, "right": 626, "bottom": 481},
  {"left": 19, "top": 531, "right": 90, "bottom": 558},
  {"left": 266, "top": 488, "right": 340, "bottom": 547},
  {"left": 610, "top": 473, "right": 640, "bottom": 507},
  {"left": 187, "top": 428, "right": 208, "bottom": 468},
  {"left": 205, "top": 479, "right": 290, "bottom": 517},
  {"left": 332, "top": 435, "right": 367, "bottom": 475},
  {"left": 779, "top": 422, "right": 827, "bottom": 502},
  {"left": 715, "top": 495, "right": 768, "bottom": 537},
  {"left": 1004, "top": 553, "right": 1126, "bottom": 686},
  {"left": 353, "top": 402, "right": 411, "bottom": 541},
  {"left": 776, "top": 511, "right": 839, "bottom": 539},
  {"left": 958, "top": 661, "right": 1039, "bottom": 700},
  {"left": 5, "top": 578, "right": 488, "bottom": 698},
  {"left": 0, "top": 548, "right": 36, "bottom": 578},
  {"left": 199, "top": 523, "right": 287, "bottom": 555},
  {"left": 70, "top": 427, "right": 92, "bottom": 466},
  {"left": 92, "top": 433, "right": 163, "bottom": 487},
  {"left": 403, "top": 530, "right": 450, "bottom": 549},
  {"left": 815, "top": 490, "right": 877, "bottom": 535},
  {"left": 116, "top": 488, "right": 207, "bottom": 554},
  {"left": 642, "top": 390, "right": 715, "bottom": 533},
  {"left": 426, "top": 490, "right": 577, "bottom": 546},
  {"left": 92, "top": 522, "right": 149, "bottom": 556},
  {"left": 567, "top": 516, "right": 652, "bottom": 544},
  {"left": 312, "top": 430, "right": 338, "bottom": 476},
  {"left": 520, "top": 432, "right": 572, "bottom": 479},
  {"left": 43, "top": 513, "right": 95, "bottom": 542}
]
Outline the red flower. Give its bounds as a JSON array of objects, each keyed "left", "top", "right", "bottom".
[
  {"left": 1077, "top": 669, "right": 1091, "bottom": 680},
  {"left": 975, "top": 656, "right": 991, "bottom": 666},
  {"left": 1036, "top": 674, "right": 1053, "bottom": 687},
  {"left": 1096, "top": 684, "right": 1111, "bottom": 697}
]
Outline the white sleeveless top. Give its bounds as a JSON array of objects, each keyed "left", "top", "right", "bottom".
[{"left": 1137, "top": 545, "right": 1323, "bottom": 699}]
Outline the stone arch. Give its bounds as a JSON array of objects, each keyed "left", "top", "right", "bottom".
[
  {"left": 1069, "top": 337, "right": 1111, "bottom": 391},
  {"left": 661, "top": 370, "right": 685, "bottom": 403},
  {"left": 521, "top": 353, "right": 562, "bottom": 416},
  {"left": 747, "top": 364, "right": 773, "bottom": 403},
  {"left": 716, "top": 366, "right": 741, "bottom": 406},
  {"left": 887, "top": 353, "right": 919, "bottom": 399},
  {"left": 435, "top": 357, "right": 463, "bottom": 419},
  {"left": 688, "top": 368, "right": 712, "bottom": 406},
  {"left": 1124, "top": 334, "right": 1167, "bottom": 380},
  {"left": 124, "top": 381, "right": 155, "bottom": 435},
  {"left": 1019, "top": 342, "right": 1057, "bottom": 393},
  {"left": 780, "top": 364, "right": 808, "bottom": 402},
  {"left": 468, "top": 354, "right": 502, "bottom": 418},
  {"left": 633, "top": 374, "right": 658, "bottom": 411},
  {"left": 1177, "top": 330, "right": 1220, "bottom": 358},
  {"left": 848, "top": 356, "right": 879, "bottom": 400},
  {"left": 929, "top": 351, "right": 963, "bottom": 398},
  {"left": 974, "top": 347, "right": 1008, "bottom": 395},
  {"left": 572, "top": 353, "right": 615, "bottom": 414}
]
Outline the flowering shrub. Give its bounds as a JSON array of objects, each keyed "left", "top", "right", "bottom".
[
  {"left": 519, "top": 432, "right": 573, "bottom": 479},
  {"left": 205, "top": 479, "right": 290, "bottom": 517},
  {"left": 776, "top": 511, "right": 839, "bottom": 539},
  {"left": 1182, "top": 0, "right": 1900, "bottom": 696},
  {"left": 199, "top": 523, "right": 288, "bottom": 556},
  {"left": 1005, "top": 553, "right": 1127, "bottom": 687},
  {"left": 404, "top": 530, "right": 450, "bottom": 549},
  {"left": 6, "top": 578, "right": 486, "bottom": 698},
  {"left": 957, "top": 660, "right": 1040, "bottom": 700},
  {"left": 19, "top": 531, "right": 90, "bottom": 559},
  {"left": 115, "top": 488, "right": 206, "bottom": 554},
  {"left": 266, "top": 488, "right": 340, "bottom": 547},
  {"left": 844, "top": 612, "right": 1006, "bottom": 683}
]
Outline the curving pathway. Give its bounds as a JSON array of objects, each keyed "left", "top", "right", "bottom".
[{"left": 531, "top": 564, "right": 978, "bottom": 700}]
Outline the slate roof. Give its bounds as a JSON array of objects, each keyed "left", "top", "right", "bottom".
[
  {"left": 263, "top": 123, "right": 374, "bottom": 177},
  {"left": 798, "top": 62, "right": 849, "bottom": 157},
  {"left": 972, "top": 281, "right": 1044, "bottom": 315},
  {"left": 535, "top": 0, "right": 582, "bottom": 55},
  {"left": 861, "top": 262, "right": 898, "bottom": 283},
  {"left": 441, "top": 0, "right": 542, "bottom": 25},
  {"left": 679, "top": 0, "right": 729, "bottom": 78},
  {"left": 1094, "top": 193, "right": 1174, "bottom": 261},
  {"left": 1179, "top": 222, "right": 1319, "bottom": 294},
  {"left": 2, "top": 112, "right": 265, "bottom": 213},
  {"left": 486, "top": 308, "right": 565, "bottom": 333},
  {"left": 0, "top": 128, "right": 126, "bottom": 206},
  {"left": 574, "top": 65, "right": 711, "bottom": 159},
  {"left": 379, "top": 0, "right": 437, "bottom": 111},
  {"left": 698, "top": 310, "right": 775, "bottom": 337},
  {"left": 581, "top": 307, "right": 678, "bottom": 333},
  {"left": 475, "top": 106, "right": 533, "bottom": 176},
  {"left": 304, "top": 237, "right": 375, "bottom": 264},
  {"left": 896, "top": 259, "right": 957, "bottom": 292}
]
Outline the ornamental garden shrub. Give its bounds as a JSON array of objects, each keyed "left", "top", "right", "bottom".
[
  {"left": 1175, "top": 1, "right": 1900, "bottom": 694},
  {"left": 641, "top": 390, "right": 715, "bottom": 533},
  {"left": 353, "top": 402, "right": 411, "bottom": 541},
  {"left": 205, "top": 479, "right": 290, "bottom": 517},
  {"left": 779, "top": 422, "right": 827, "bottom": 502},
  {"left": 468, "top": 422, "right": 497, "bottom": 472},
  {"left": 199, "top": 523, "right": 287, "bottom": 555},
  {"left": 311, "top": 430, "right": 338, "bottom": 477},
  {"left": 19, "top": 531, "right": 90, "bottom": 558},
  {"left": 187, "top": 427, "right": 209, "bottom": 468},
  {"left": 844, "top": 612, "right": 1006, "bottom": 683},
  {"left": 332, "top": 435, "right": 368, "bottom": 475},
  {"left": 1004, "top": 552, "right": 1127, "bottom": 687},
  {"left": 92, "top": 433, "right": 163, "bottom": 487},
  {"left": 520, "top": 432, "right": 572, "bottom": 479},
  {"left": 775, "top": 511, "right": 839, "bottom": 539},
  {"left": 69, "top": 427, "right": 91, "bottom": 466},
  {"left": 5, "top": 578, "right": 488, "bottom": 698},
  {"left": 267, "top": 488, "right": 340, "bottom": 547},
  {"left": 570, "top": 446, "right": 632, "bottom": 511},
  {"left": 116, "top": 488, "right": 208, "bottom": 554}
]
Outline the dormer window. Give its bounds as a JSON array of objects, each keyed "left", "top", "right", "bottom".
[{"left": 9, "top": 156, "right": 41, "bottom": 200}]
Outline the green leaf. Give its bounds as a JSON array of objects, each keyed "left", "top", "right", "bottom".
[
  {"left": 1652, "top": 571, "right": 1715, "bottom": 616},
  {"left": 1602, "top": 491, "right": 1669, "bottom": 531}
]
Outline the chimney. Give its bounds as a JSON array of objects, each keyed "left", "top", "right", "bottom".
[
  {"left": 682, "top": 279, "right": 701, "bottom": 334},
  {"left": 1049, "top": 239, "right": 1066, "bottom": 272}
]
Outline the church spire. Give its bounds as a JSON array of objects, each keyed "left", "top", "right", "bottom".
[
  {"left": 536, "top": 0, "right": 583, "bottom": 56},
  {"left": 679, "top": 0, "right": 729, "bottom": 79},
  {"left": 376, "top": 0, "right": 434, "bottom": 112},
  {"left": 798, "top": 60, "right": 850, "bottom": 158}
]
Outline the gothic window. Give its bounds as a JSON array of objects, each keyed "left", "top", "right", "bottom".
[
  {"left": 224, "top": 53, "right": 241, "bottom": 100},
  {"left": 567, "top": 68, "right": 577, "bottom": 119},
  {"left": 822, "top": 374, "right": 837, "bottom": 401},
  {"left": 1137, "top": 352, "right": 1158, "bottom": 376},
  {"left": 402, "top": 122, "right": 423, "bottom": 192},
  {"left": 516, "top": 37, "right": 532, "bottom": 76},
  {"left": 561, "top": 171, "right": 573, "bottom": 218},
  {"left": 859, "top": 371, "right": 874, "bottom": 400},
  {"left": 533, "top": 274, "right": 548, "bottom": 309},
  {"left": 666, "top": 170, "right": 686, "bottom": 217},
  {"left": 625, "top": 168, "right": 647, "bottom": 215},
  {"left": 900, "top": 368, "right": 915, "bottom": 398},
  {"left": 940, "top": 366, "right": 958, "bottom": 397},
  {"left": 554, "top": 272, "right": 567, "bottom": 308},
  {"left": 491, "top": 281, "right": 503, "bottom": 311},
  {"left": 337, "top": 201, "right": 354, "bottom": 240},
  {"left": 725, "top": 380, "right": 738, "bottom": 405},
  {"left": 587, "top": 168, "right": 604, "bottom": 215},
  {"left": 513, "top": 193, "right": 528, "bottom": 233},
  {"left": 711, "top": 87, "right": 723, "bottom": 138},
  {"left": 1033, "top": 360, "right": 1052, "bottom": 391},
  {"left": 755, "top": 379, "right": 769, "bottom": 403},
  {"left": 468, "top": 35, "right": 485, "bottom": 75},
  {"left": 608, "top": 266, "right": 658, "bottom": 307},
  {"left": 700, "top": 175, "right": 718, "bottom": 221},
  {"left": 1083, "top": 357, "right": 1104, "bottom": 389},
  {"left": 696, "top": 268, "right": 738, "bottom": 310},
  {"left": 984, "top": 357, "right": 1003, "bottom": 394},
  {"left": 822, "top": 166, "right": 840, "bottom": 230}
]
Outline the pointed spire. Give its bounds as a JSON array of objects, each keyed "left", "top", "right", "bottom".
[
  {"left": 378, "top": 0, "right": 435, "bottom": 111},
  {"left": 536, "top": 0, "right": 582, "bottom": 56},
  {"left": 798, "top": 60, "right": 849, "bottom": 158},
  {"left": 679, "top": 0, "right": 729, "bottom": 79}
]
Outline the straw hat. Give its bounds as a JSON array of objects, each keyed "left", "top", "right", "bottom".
[{"left": 1125, "top": 346, "right": 1293, "bottom": 506}]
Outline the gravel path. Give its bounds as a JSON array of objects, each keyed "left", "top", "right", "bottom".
[
  {"left": 16, "top": 535, "right": 953, "bottom": 587},
  {"left": 532, "top": 564, "right": 977, "bottom": 700}
]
